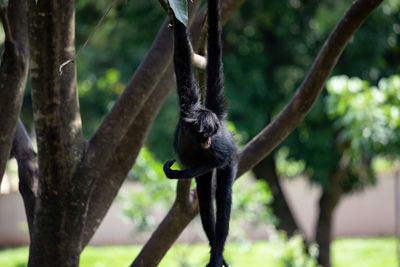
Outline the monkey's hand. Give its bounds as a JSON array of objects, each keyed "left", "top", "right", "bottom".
[{"left": 163, "top": 159, "right": 178, "bottom": 179}]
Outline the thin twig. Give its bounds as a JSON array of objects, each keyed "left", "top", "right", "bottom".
[
  {"left": 0, "top": 3, "right": 13, "bottom": 42},
  {"left": 190, "top": 42, "right": 207, "bottom": 69},
  {"left": 59, "top": 0, "right": 121, "bottom": 75}
]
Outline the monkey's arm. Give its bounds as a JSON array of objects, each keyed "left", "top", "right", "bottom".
[
  {"left": 205, "top": 0, "right": 226, "bottom": 120},
  {"left": 163, "top": 159, "right": 215, "bottom": 179},
  {"left": 173, "top": 17, "right": 200, "bottom": 114}
]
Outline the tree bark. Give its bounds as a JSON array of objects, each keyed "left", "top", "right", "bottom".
[
  {"left": 253, "top": 156, "right": 302, "bottom": 237},
  {"left": 0, "top": 0, "right": 29, "bottom": 184},
  {"left": 27, "top": 1, "right": 85, "bottom": 266},
  {"left": 315, "top": 154, "right": 350, "bottom": 267}
]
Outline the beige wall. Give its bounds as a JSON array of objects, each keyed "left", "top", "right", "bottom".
[
  {"left": 281, "top": 173, "right": 396, "bottom": 240},
  {"left": 0, "top": 173, "right": 397, "bottom": 246}
]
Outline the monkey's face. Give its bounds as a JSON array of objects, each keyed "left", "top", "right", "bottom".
[{"left": 183, "top": 108, "right": 220, "bottom": 149}]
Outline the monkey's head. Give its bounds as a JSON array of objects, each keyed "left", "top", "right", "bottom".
[{"left": 183, "top": 108, "right": 220, "bottom": 149}]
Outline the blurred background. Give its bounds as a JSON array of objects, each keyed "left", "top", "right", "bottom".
[{"left": 1, "top": 0, "right": 400, "bottom": 266}]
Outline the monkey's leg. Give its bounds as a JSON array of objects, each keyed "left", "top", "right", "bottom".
[
  {"left": 196, "top": 172, "right": 230, "bottom": 267},
  {"left": 208, "top": 164, "right": 236, "bottom": 267},
  {"left": 196, "top": 172, "right": 216, "bottom": 246}
]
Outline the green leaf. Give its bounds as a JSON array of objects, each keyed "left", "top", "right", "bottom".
[{"left": 168, "top": 0, "right": 188, "bottom": 26}]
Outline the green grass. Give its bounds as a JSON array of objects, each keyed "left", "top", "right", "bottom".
[
  {"left": 332, "top": 238, "right": 397, "bottom": 267},
  {"left": 0, "top": 237, "right": 396, "bottom": 267}
]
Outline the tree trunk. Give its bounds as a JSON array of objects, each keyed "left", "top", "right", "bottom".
[
  {"left": 315, "top": 154, "right": 350, "bottom": 267},
  {"left": 253, "top": 156, "right": 302, "bottom": 237},
  {"left": 27, "top": 1, "right": 85, "bottom": 266},
  {"left": 0, "top": 0, "right": 29, "bottom": 183},
  {"left": 315, "top": 193, "right": 335, "bottom": 267}
]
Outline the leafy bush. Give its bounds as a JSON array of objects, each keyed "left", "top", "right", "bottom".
[{"left": 271, "top": 232, "right": 319, "bottom": 267}]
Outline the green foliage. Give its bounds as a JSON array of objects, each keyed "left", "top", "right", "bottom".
[
  {"left": 121, "top": 147, "right": 175, "bottom": 232},
  {"left": 276, "top": 147, "right": 306, "bottom": 177},
  {"left": 231, "top": 179, "right": 276, "bottom": 239},
  {"left": 316, "top": 74, "right": 400, "bottom": 192},
  {"left": 326, "top": 75, "right": 400, "bottom": 155},
  {"left": 379, "top": 75, "right": 400, "bottom": 128},
  {"left": 168, "top": 0, "right": 189, "bottom": 26},
  {"left": 271, "top": 232, "right": 319, "bottom": 267},
  {"left": 76, "top": 0, "right": 164, "bottom": 79},
  {"left": 78, "top": 69, "right": 125, "bottom": 137}
]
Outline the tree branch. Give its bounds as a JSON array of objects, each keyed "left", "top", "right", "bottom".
[
  {"left": 82, "top": 65, "right": 176, "bottom": 247},
  {"left": 191, "top": 49, "right": 207, "bottom": 69},
  {"left": 237, "top": 0, "right": 383, "bottom": 176},
  {"left": 12, "top": 119, "right": 38, "bottom": 238},
  {"left": 81, "top": 18, "right": 173, "bottom": 178},
  {"left": 0, "top": 0, "right": 29, "bottom": 185}
]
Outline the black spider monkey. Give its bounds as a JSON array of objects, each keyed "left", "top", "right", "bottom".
[{"left": 163, "top": 0, "right": 237, "bottom": 266}]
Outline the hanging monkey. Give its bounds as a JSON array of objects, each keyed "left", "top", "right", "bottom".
[{"left": 164, "top": 1, "right": 237, "bottom": 266}]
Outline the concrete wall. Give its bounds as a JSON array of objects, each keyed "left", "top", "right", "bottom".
[{"left": 0, "top": 173, "right": 397, "bottom": 246}]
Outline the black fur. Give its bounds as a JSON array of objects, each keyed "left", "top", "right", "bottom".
[{"left": 163, "top": 1, "right": 237, "bottom": 266}]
